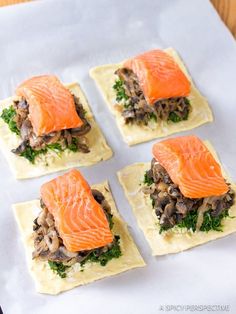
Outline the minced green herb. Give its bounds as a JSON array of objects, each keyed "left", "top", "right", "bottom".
[
  {"left": 21, "top": 140, "right": 79, "bottom": 164},
  {"left": 149, "top": 112, "right": 157, "bottom": 122},
  {"left": 67, "top": 137, "right": 78, "bottom": 152},
  {"left": 1, "top": 106, "right": 20, "bottom": 135},
  {"left": 177, "top": 210, "right": 198, "bottom": 232},
  {"left": 168, "top": 98, "right": 190, "bottom": 123},
  {"left": 46, "top": 142, "right": 63, "bottom": 153},
  {"left": 113, "top": 79, "right": 132, "bottom": 109},
  {"left": 106, "top": 212, "right": 114, "bottom": 230},
  {"left": 48, "top": 261, "right": 70, "bottom": 278},
  {"left": 159, "top": 208, "right": 230, "bottom": 234},
  {"left": 113, "top": 79, "right": 129, "bottom": 102},
  {"left": 159, "top": 225, "right": 172, "bottom": 234},
  {"left": 168, "top": 112, "right": 182, "bottom": 123},
  {"left": 200, "top": 209, "right": 230, "bottom": 232},
  {"left": 20, "top": 146, "right": 47, "bottom": 164},
  {"left": 143, "top": 171, "right": 154, "bottom": 186},
  {"left": 80, "top": 235, "right": 122, "bottom": 267},
  {"left": 48, "top": 237, "right": 121, "bottom": 278}
]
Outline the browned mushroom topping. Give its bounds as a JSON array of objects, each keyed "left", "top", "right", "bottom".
[
  {"left": 143, "top": 158, "right": 235, "bottom": 231},
  {"left": 114, "top": 68, "right": 190, "bottom": 125}
]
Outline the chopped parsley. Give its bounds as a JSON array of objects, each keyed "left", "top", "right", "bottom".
[
  {"left": 113, "top": 79, "right": 132, "bottom": 109},
  {"left": 113, "top": 79, "right": 129, "bottom": 102},
  {"left": 149, "top": 112, "right": 157, "bottom": 122},
  {"left": 159, "top": 208, "right": 231, "bottom": 234},
  {"left": 177, "top": 210, "right": 198, "bottom": 232},
  {"left": 48, "top": 261, "right": 70, "bottom": 278},
  {"left": 48, "top": 236, "right": 122, "bottom": 278},
  {"left": 143, "top": 171, "right": 154, "bottom": 186},
  {"left": 20, "top": 139, "right": 80, "bottom": 164},
  {"left": 200, "top": 209, "right": 230, "bottom": 232},
  {"left": 46, "top": 142, "right": 63, "bottom": 153},
  {"left": 67, "top": 137, "right": 78, "bottom": 152},
  {"left": 20, "top": 146, "right": 47, "bottom": 164},
  {"left": 168, "top": 98, "right": 190, "bottom": 123},
  {"left": 1, "top": 106, "right": 20, "bottom": 135},
  {"left": 106, "top": 212, "right": 114, "bottom": 230},
  {"left": 80, "top": 235, "right": 122, "bottom": 267}
]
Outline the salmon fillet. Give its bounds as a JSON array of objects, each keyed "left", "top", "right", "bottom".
[
  {"left": 16, "top": 75, "right": 83, "bottom": 136},
  {"left": 40, "top": 169, "right": 113, "bottom": 252},
  {"left": 152, "top": 135, "right": 228, "bottom": 198},
  {"left": 124, "top": 49, "right": 191, "bottom": 105}
]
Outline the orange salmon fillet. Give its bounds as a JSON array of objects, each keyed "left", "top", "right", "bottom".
[
  {"left": 40, "top": 169, "right": 113, "bottom": 252},
  {"left": 16, "top": 75, "right": 83, "bottom": 136},
  {"left": 124, "top": 49, "right": 191, "bottom": 104},
  {"left": 152, "top": 135, "right": 228, "bottom": 198}
]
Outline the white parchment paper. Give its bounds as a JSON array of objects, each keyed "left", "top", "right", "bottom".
[{"left": 0, "top": 0, "right": 236, "bottom": 313}]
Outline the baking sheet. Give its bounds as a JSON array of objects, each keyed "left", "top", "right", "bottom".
[{"left": 0, "top": 0, "right": 236, "bottom": 313}]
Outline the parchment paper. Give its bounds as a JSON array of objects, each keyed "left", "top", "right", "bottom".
[{"left": 0, "top": 0, "right": 236, "bottom": 313}]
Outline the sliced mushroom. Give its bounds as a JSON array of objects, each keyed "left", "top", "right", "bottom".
[
  {"left": 37, "top": 209, "right": 47, "bottom": 227},
  {"left": 167, "top": 185, "right": 180, "bottom": 198},
  {"left": 176, "top": 201, "right": 188, "bottom": 215},
  {"left": 44, "top": 230, "right": 59, "bottom": 253},
  {"left": 59, "top": 246, "right": 78, "bottom": 258},
  {"left": 92, "top": 189, "right": 105, "bottom": 204},
  {"left": 20, "top": 119, "right": 33, "bottom": 141},
  {"left": 71, "top": 121, "right": 91, "bottom": 136},
  {"left": 43, "top": 131, "right": 61, "bottom": 144},
  {"left": 12, "top": 140, "right": 28, "bottom": 155}
]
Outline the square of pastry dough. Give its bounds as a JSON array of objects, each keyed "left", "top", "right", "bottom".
[
  {"left": 0, "top": 83, "right": 112, "bottom": 179},
  {"left": 117, "top": 142, "right": 236, "bottom": 255},
  {"left": 90, "top": 48, "right": 213, "bottom": 146},
  {"left": 13, "top": 181, "right": 145, "bottom": 295}
]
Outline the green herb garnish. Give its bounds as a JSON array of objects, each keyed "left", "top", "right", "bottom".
[
  {"left": 20, "top": 137, "right": 80, "bottom": 164},
  {"left": 177, "top": 210, "right": 198, "bottom": 232},
  {"left": 159, "top": 208, "right": 231, "bottom": 234},
  {"left": 143, "top": 171, "right": 154, "bottom": 186},
  {"left": 46, "top": 142, "right": 63, "bottom": 153},
  {"left": 159, "top": 225, "right": 173, "bottom": 234},
  {"left": 106, "top": 212, "right": 114, "bottom": 230},
  {"left": 200, "top": 209, "right": 230, "bottom": 232},
  {"left": 68, "top": 137, "right": 78, "bottom": 152},
  {"left": 113, "top": 79, "right": 132, "bottom": 109},
  {"left": 113, "top": 79, "right": 129, "bottom": 102},
  {"left": 81, "top": 235, "right": 122, "bottom": 267},
  {"left": 20, "top": 146, "right": 47, "bottom": 164},
  {"left": 149, "top": 112, "right": 157, "bottom": 122},
  {"left": 168, "top": 112, "right": 182, "bottom": 123},
  {"left": 48, "top": 261, "right": 70, "bottom": 278},
  {"left": 1, "top": 106, "right": 20, "bottom": 135},
  {"left": 168, "top": 98, "right": 190, "bottom": 123}
]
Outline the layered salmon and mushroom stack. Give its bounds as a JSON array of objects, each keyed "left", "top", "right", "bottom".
[
  {"left": 11, "top": 75, "right": 91, "bottom": 162},
  {"left": 113, "top": 50, "right": 191, "bottom": 125},
  {"left": 143, "top": 135, "right": 235, "bottom": 233},
  {"left": 33, "top": 169, "right": 121, "bottom": 277}
]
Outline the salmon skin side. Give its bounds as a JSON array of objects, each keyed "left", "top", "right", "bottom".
[
  {"left": 40, "top": 169, "right": 113, "bottom": 252},
  {"left": 152, "top": 135, "right": 229, "bottom": 198},
  {"left": 124, "top": 49, "right": 191, "bottom": 105},
  {"left": 16, "top": 75, "right": 83, "bottom": 136}
]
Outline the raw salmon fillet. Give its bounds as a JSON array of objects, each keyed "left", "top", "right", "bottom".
[
  {"left": 152, "top": 135, "right": 228, "bottom": 198},
  {"left": 124, "top": 49, "right": 191, "bottom": 104},
  {"left": 40, "top": 169, "right": 113, "bottom": 252},
  {"left": 16, "top": 75, "right": 83, "bottom": 136}
]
